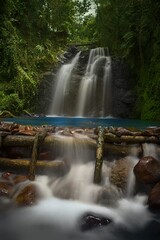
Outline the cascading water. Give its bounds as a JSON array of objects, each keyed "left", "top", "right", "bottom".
[
  {"left": 1, "top": 127, "right": 160, "bottom": 240},
  {"left": 49, "top": 51, "right": 81, "bottom": 116},
  {"left": 77, "top": 48, "right": 112, "bottom": 117},
  {"left": 1, "top": 46, "right": 160, "bottom": 240},
  {"left": 49, "top": 47, "right": 112, "bottom": 117}
]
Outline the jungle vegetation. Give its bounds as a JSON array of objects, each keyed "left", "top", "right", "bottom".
[{"left": 0, "top": 0, "right": 160, "bottom": 120}]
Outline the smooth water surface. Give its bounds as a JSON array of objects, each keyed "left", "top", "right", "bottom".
[{"left": 1, "top": 116, "right": 160, "bottom": 128}]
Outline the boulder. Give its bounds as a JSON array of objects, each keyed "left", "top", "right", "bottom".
[
  {"left": 148, "top": 182, "right": 160, "bottom": 210},
  {"left": 134, "top": 156, "right": 160, "bottom": 184},
  {"left": 80, "top": 212, "right": 112, "bottom": 231},
  {"left": 14, "top": 184, "right": 39, "bottom": 207}
]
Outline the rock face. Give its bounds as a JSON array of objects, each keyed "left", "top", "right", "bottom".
[
  {"left": 36, "top": 48, "right": 136, "bottom": 117},
  {"left": 134, "top": 156, "right": 160, "bottom": 184},
  {"left": 112, "top": 58, "right": 136, "bottom": 118},
  {"left": 80, "top": 212, "right": 112, "bottom": 231},
  {"left": 148, "top": 182, "right": 160, "bottom": 210}
]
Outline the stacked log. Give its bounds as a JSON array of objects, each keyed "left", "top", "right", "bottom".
[{"left": 0, "top": 122, "right": 160, "bottom": 177}]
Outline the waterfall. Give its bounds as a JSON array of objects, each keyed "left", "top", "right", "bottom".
[
  {"left": 77, "top": 47, "right": 112, "bottom": 117},
  {"left": 49, "top": 52, "right": 81, "bottom": 116},
  {"left": 49, "top": 47, "right": 112, "bottom": 117},
  {"left": 0, "top": 128, "right": 159, "bottom": 240}
]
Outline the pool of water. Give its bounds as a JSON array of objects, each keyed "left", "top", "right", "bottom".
[{"left": 1, "top": 116, "right": 160, "bottom": 128}]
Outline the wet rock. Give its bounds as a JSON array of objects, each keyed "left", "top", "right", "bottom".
[
  {"left": 134, "top": 156, "right": 160, "bottom": 184},
  {"left": 1, "top": 172, "right": 13, "bottom": 181},
  {"left": 13, "top": 175, "right": 28, "bottom": 184},
  {"left": 116, "top": 127, "right": 133, "bottom": 137},
  {"left": 14, "top": 184, "right": 39, "bottom": 207},
  {"left": 80, "top": 212, "right": 112, "bottom": 231},
  {"left": 0, "top": 181, "right": 13, "bottom": 197},
  {"left": 148, "top": 182, "right": 160, "bottom": 210},
  {"left": 62, "top": 128, "right": 72, "bottom": 136},
  {"left": 109, "top": 158, "right": 133, "bottom": 191}
]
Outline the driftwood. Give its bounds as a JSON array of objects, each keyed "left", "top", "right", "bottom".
[
  {"left": 0, "top": 110, "right": 15, "bottom": 118},
  {"left": 3, "top": 133, "right": 159, "bottom": 149},
  {"left": 104, "top": 143, "right": 142, "bottom": 157},
  {"left": 94, "top": 127, "right": 104, "bottom": 184},
  {"left": 2, "top": 135, "right": 160, "bottom": 159},
  {"left": 104, "top": 133, "right": 160, "bottom": 144},
  {"left": 0, "top": 157, "right": 66, "bottom": 175},
  {"left": 2, "top": 134, "right": 96, "bottom": 147}
]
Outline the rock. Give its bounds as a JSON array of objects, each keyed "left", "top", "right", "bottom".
[
  {"left": 116, "top": 127, "right": 132, "bottom": 136},
  {"left": 1, "top": 172, "right": 12, "bottom": 181},
  {"left": 0, "top": 181, "right": 12, "bottom": 197},
  {"left": 148, "top": 182, "right": 160, "bottom": 210},
  {"left": 13, "top": 175, "right": 28, "bottom": 184},
  {"left": 134, "top": 156, "right": 160, "bottom": 184},
  {"left": 1, "top": 172, "right": 28, "bottom": 185},
  {"left": 80, "top": 212, "right": 112, "bottom": 231},
  {"left": 109, "top": 158, "right": 133, "bottom": 191},
  {"left": 14, "top": 184, "right": 39, "bottom": 207}
]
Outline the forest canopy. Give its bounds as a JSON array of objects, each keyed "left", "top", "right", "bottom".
[{"left": 0, "top": 0, "right": 160, "bottom": 120}]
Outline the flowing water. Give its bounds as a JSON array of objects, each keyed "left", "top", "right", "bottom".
[
  {"left": 77, "top": 48, "right": 112, "bottom": 117},
  {"left": 49, "top": 47, "right": 112, "bottom": 117},
  {"left": 0, "top": 133, "right": 160, "bottom": 240},
  {"left": 49, "top": 52, "right": 81, "bottom": 116},
  {"left": 1, "top": 47, "right": 160, "bottom": 239}
]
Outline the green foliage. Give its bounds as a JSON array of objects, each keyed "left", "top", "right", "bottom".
[
  {"left": 94, "top": 0, "right": 160, "bottom": 120},
  {"left": 0, "top": 0, "right": 79, "bottom": 114},
  {"left": 1, "top": 0, "right": 159, "bottom": 120},
  {"left": 0, "top": 91, "right": 24, "bottom": 114},
  {"left": 71, "top": 14, "right": 97, "bottom": 43}
]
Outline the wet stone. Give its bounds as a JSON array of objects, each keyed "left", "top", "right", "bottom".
[
  {"left": 14, "top": 184, "right": 39, "bottom": 207},
  {"left": 13, "top": 175, "right": 28, "bottom": 184},
  {"left": 80, "top": 212, "right": 112, "bottom": 231},
  {"left": 1, "top": 172, "right": 13, "bottom": 181},
  {"left": 0, "top": 181, "right": 13, "bottom": 197},
  {"left": 134, "top": 156, "right": 160, "bottom": 184}
]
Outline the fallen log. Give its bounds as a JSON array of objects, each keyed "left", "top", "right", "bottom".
[
  {"left": 104, "top": 133, "right": 160, "bottom": 144},
  {"left": 0, "top": 110, "right": 15, "bottom": 118},
  {"left": 2, "top": 134, "right": 96, "bottom": 147},
  {"left": 0, "top": 157, "right": 66, "bottom": 175},
  {"left": 104, "top": 143, "right": 142, "bottom": 157}
]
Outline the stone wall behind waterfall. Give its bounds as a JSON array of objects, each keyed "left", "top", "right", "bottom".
[
  {"left": 112, "top": 58, "right": 136, "bottom": 118},
  {"left": 36, "top": 47, "right": 137, "bottom": 118}
]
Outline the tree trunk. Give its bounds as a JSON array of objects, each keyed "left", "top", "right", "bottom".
[{"left": 0, "top": 157, "right": 66, "bottom": 175}]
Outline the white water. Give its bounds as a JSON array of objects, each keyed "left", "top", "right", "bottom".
[
  {"left": 49, "top": 47, "right": 112, "bottom": 117},
  {"left": 77, "top": 48, "right": 112, "bottom": 117},
  {"left": 0, "top": 139, "right": 159, "bottom": 240},
  {"left": 0, "top": 189, "right": 154, "bottom": 240},
  {"left": 49, "top": 52, "right": 81, "bottom": 115}
]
